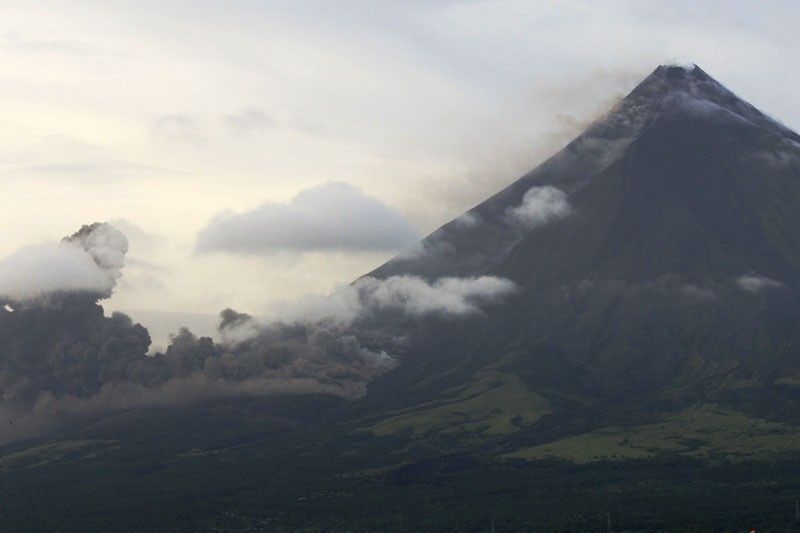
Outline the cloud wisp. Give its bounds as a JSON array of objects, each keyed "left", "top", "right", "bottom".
[{"left": 196, "top": 181, "right": 419, "bottom": 255}]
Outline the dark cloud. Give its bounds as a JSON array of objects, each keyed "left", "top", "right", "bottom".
[{"left": 195, "top": 181, "right": 420, "bottom": 255}]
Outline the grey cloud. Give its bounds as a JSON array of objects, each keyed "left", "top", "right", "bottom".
[{"left": 195, "top": 181, "right": 420, "bottom": 255}]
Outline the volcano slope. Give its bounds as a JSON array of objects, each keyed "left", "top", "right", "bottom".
[
  {"left": 3, "top": 64, "right": 800, "bottom": 531},
  {"left": 354, "top": 64, "right": 800, "bottom": 459}
]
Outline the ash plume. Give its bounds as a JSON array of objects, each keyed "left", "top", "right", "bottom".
[{"left": 0, "top": 223, "right": 515, "bottom": 441}]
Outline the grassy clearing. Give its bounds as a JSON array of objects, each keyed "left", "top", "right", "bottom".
[
  {"left": 0, "top": 439, "right": 118, "bottom": 469},
  {"left": 505, "top": 405, "right": 800, "bottom": 463},
  {"left": 367, "top": 370, "right": 551, "bottom": 437}
]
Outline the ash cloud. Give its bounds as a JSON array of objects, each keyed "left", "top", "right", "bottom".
[
  {"left": 195, "top": 181, "right": 420, "bottom": 255},
  {"left": 0, "top": 223, "right": 515, "bottom": 441}
]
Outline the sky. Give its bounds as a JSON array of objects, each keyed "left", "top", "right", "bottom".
[{"left": 1, "top": 0, "right": 799, "bottom": 345}]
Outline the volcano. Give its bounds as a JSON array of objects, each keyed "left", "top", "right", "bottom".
[
  {"left": 5, "top": 64, "right": 800, "bottom": 531},
  {"left": 356, "top": 64, "right": 800, "bottom": 454}
]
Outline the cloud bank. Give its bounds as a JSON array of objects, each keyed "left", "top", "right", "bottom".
[{"left": 196, "top": 182, "right": 419, "bottom": 255}]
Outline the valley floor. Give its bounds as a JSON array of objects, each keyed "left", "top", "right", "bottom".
[{"left": 2, "top": 404, "right": 800, "bottom": 532}]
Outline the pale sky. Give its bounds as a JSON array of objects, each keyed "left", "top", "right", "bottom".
[{"left": 1, "top": 1, "right": 799, "bottom": 344}]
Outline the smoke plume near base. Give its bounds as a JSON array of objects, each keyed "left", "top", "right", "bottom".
[{"left": 0, "top": 223, "right": 517, "bottom": 442}]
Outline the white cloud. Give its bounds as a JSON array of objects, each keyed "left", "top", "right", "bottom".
[
  {"left": 736, "top": 273, "right": 784, "bottom": 294},
  {"left": 0, "top": 223, "right": 128, "bottom": 301},
  {"left": 0, "top": 243, "right": 111, "bottom": 300},
  {"left": 266, "top": 274, "right": 517, "bottom": 329},
  {"left": 195, "top": 181, "right": 419, "bottom": 255},
  {"left": 506, "top": 185, "right": 571, "bottom": 229},
  {"left": 356, "top": 275, "right": 516, "bottom": 317}
]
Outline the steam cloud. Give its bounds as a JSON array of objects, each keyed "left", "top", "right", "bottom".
[{"left": 0, "top": 223, "right": 515, "bottom": 441}]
